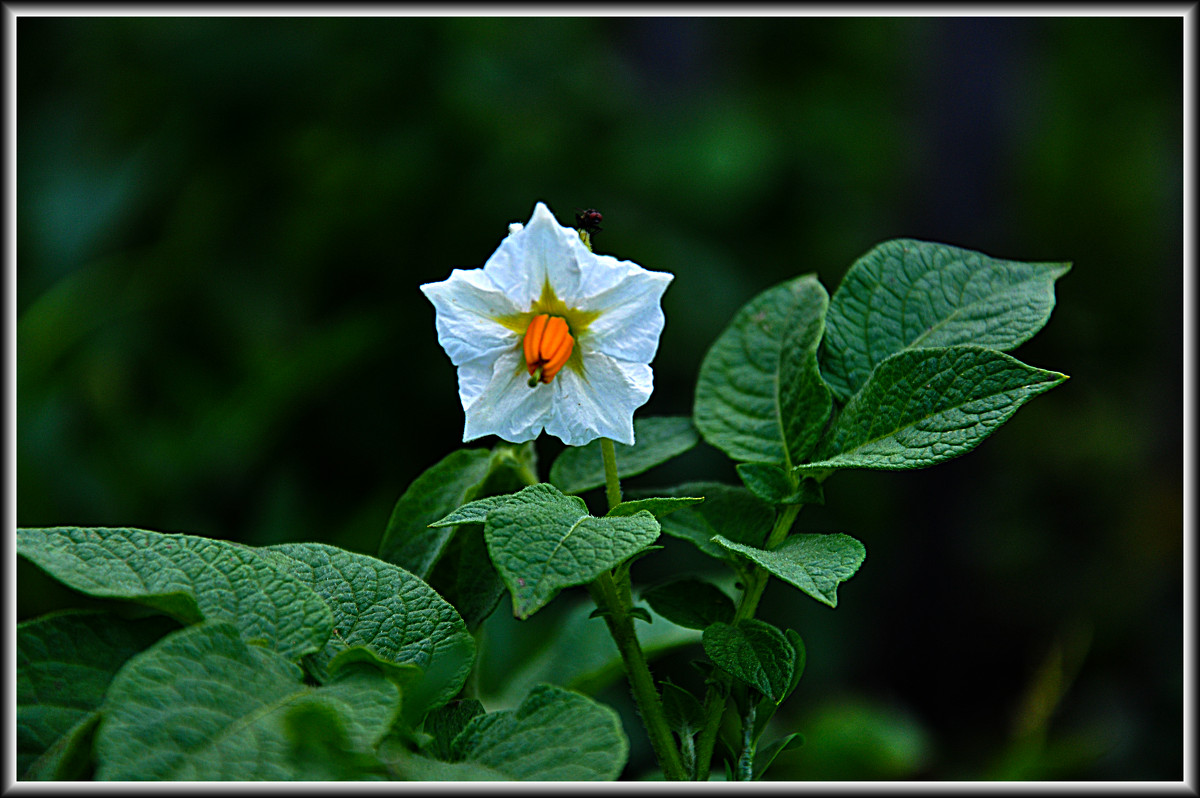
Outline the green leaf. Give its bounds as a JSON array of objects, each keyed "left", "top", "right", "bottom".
[
  {"left": 377, "top": 448, "right": 494, "bottom": 577},
  {"left": 641, "top": 578, "right": 735, "bottom": 630},
  {"left": 263, "top": 542, "right": 474, "bottom": 722},
  {"left": 95, "top": 622, "right": 400, "bottom": 779},
  {"left": 549, "top": 416, "right": 700, "bottom": 494},
  {"left": 801, "top": 346, "right": 1067, "bottom": 472},
  {"left": 754, "top": 732, "right": 805, "bottom": 779},
  {"left": 736, "top": 463, "right": 825, "bottom": 506},
  {"left": 630, "top": 606, "right": 654, "bottom": 624},
  {"left": 613, "top": 545, "right": 665, "bottom": 586},
  {"left": 702, "top": 620, "right": 795, "bottom": 704},
  {"left": 426, "top": 699, "right": 486, "bottom": 761},
  {"left": 324, "top": 645, "right": 424, "bottom": 688},
  {"left": 16, "top": 527, "right": 332, "bottom": 660},
  {"left": 653, "top": 482, "right": 775, "bottom": 561},
  {"left": 606, "top": 496, "right": 704, "bottom": 519},
  {"left": 384, "top": 750, "right": 508, "bottom": 780},
  {"left": 17, "top": 609, "right": 177, "bottom": 777},
  {"left": 786, "top": 629, "right": 807, "bottom": 695},
  {"left": 712, "top": 533, "right": 866, "bottom": 608},
  {"left": 22, "top": 711, "right": 100, "bottom": 781},
  {"left": 481, "top": 598, "right": 700, "bottom": 707},
  {"left": 752, "top": 628, "right": 808, "bottom": 743},
  {"left": 429, "top": 494, "right": 512, "bottom": 528},
  {"left": 660, "top": 681, "right": 705, "bottom": 734},
  {"left": 450, "top": 684, "right": 628, "bottom": 780},
  {"left": 428, "top": 523, "right": 506, "bottom": 630},
  {"left": 484, "top": 484, "right": 660, "bottom": 619},
  {"left": 281, "top": 703, "right": 391, "bottom": 780},
  {"left": 821, "top": 238, "right": 1071, "bottom": 401},
  {"left": 694, "top": 275, "right": 833, "bottom": 467}
]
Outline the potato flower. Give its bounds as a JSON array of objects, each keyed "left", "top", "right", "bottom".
[{"left": 421, "top": 202, "right": 672, "bottom": 446}]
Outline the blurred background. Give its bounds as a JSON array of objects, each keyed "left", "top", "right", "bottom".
[{"left": 15, "top": 16, "right": 1182, "bottom": 780}]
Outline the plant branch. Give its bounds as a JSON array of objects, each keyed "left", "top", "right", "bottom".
[
  {"left": 736, "top": 698, "right": 758, "bottom": 780},
  {"left": 733, "top": 503, "right": 801, "bottom": 622},
  {"left": 588, "top": 574, "right": 687, "bottom": 780},
  {"left": 586, "top": 436, "right": 687, "bottom": 780},
  {"left": 694, "top": 683, "right": 726, "bottom": 781},
  {"left": 695, "top": 502, "right": 802, "bottom": 778}
]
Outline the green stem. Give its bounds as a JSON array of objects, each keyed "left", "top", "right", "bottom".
[
  {"left": 696, "top": 502, "right": 803, "bottom": 778},
  {"left": 588, "top": 573, "right": 687, "bottom": 780},
  {"left": 733, "top": 504, "right": 801, "bottom": 623},
  {"left": 693, "top": 684, "right": 726, "bottom": 781},
  {"left": 586, "top": 436, "right": 687, "bottom": 780},
  {"left": 600, "top": 437, "right": 622, "bottom": 510},
  {"left": 736, "top": 699, "right": 757, "bottom": 780}
]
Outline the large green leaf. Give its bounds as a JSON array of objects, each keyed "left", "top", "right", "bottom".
[
  {"left": 379, "top": 448, "right": 492, "bottom": 576},
  {"left": 484, "top": 484, "right": 660, "bottom": 619},
  {"left": 606, "top": 496, "right": 704, "bottom": 519},
  {"left": 428, "top": 524, "right": 507, "bottom": 631},
  {"left": 94, "top": 622, "right": 399, "bottom": 780},
  {"left": 22, "top": 711, "right": 101, "bottom": 781},
  {"left": 548, "top": 416, "right": 700, "bottom": 494},
  {"left": 382, "top": 751, "right": 507, "bottom": 780},
  {"left": 640, "top": 578, "right": 735, "bottom": 631},
  {"left": 702, "top": 620, "right": 795, "bottom": 703},
  {"left": 736, "top": 463, "right": 824, "bottom": 506},
  {"left": 279, "top": 700, "right": 392, "bottom": 780},
  {"left": 452, "top": 684, "right": 628, "bottom": 780},
  {"left": 379, "top": 444, "right": 538, "bottom": 578},
  {"left": 821, "top": 238, "right": 1070, "bottom": 400},
  {"left": 386, "top": 685, "right": 627, "bottom": 781},
  {"left": 652, "top": 482, "right": 775, "bottom": 561},
  {"left": 17, "top": 610, "right": 176, "bottom": 777},
  {"left": 800, "top": 346, "right": 1067, "bottom": 473},
  {"left": 426, "top": 699, "right": 486, "bottom": 761},
  {"left": 694, "top": 275, "right": 832, "bottom": 466},
  {"left": 16, "top": 527, "right": 332, "bottom": 660},
  {"left": 712, "top": 533, "right": 866, "bottom": 608},
  {"left": 429, "top": 494, "right": 511, "bottom": 528},
  {"left": 261, "top": 543, "right": 474, "bottom": 721}
]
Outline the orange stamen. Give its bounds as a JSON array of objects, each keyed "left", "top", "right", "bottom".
[{"left": 523, "top": 314, "right": 575, "bottom": 385}]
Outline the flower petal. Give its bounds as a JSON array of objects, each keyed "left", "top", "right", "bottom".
[
  {"left": 482, "top": 202, "right": 588, "bottom": 307},
  {"left": 462, "top": 348, "right": 555, "bottom": 443},
  {"left": 454, "top": 353, "right": 496, "bottom": 409},
  {"left": 424, "top": 202, "right": 674, "bottom": 449},
  {"left": 545, "top": 352, "right": 654, "bottom": 446},
  {"left": 578, "top": 265, "right": 673, "bottom": 364},
  {"left": 421, "top": 269, "right": 520, "bottom": 365}
]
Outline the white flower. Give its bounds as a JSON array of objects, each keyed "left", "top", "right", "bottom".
[{"left": 421, "top": 202, "right": 673, "bottom": 447}]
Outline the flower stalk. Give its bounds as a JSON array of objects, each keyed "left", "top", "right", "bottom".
[{"left": 587, "top": 437, "right": 687, "bottom": 781}]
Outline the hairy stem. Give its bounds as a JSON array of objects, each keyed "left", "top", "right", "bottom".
[
  {"left": 736, "top": 699, "right": 758, "bottom": 780},
  {"left": 587, "top": 576, "right": 686, "bottom": 780},
  {"left": 696, "top": 502, "right": 803, "bottom": 777},
  {"left": 734, "top": 503, "right": 801, "bottom": 622},
  {"left": 587, "top": 437, "right": 687, "bottom": 780},
  {"left": 694, "top": 684, "right": 726, "bottom": 781}
]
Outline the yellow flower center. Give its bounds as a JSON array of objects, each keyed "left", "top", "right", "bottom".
[{"left": 523, "top": 314, "right": 575, "bottom": 386}]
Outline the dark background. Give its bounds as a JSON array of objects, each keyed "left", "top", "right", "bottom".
[{"left": 15, "top": 16, "right": 1183, "bottom": 780}]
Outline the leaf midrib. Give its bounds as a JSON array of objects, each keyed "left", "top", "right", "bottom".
[
  {"left": 541, "top": 515, "right": 590, "bottom": 578},
  {"left": 163, "top": 679, "right": 325, "bottom": 777},
  {"left": 904, "top": 270, "right": 1057, "bottom": 351},
  {"left": 828, "top": 371, "right": 1052, "bottom": 462}
]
